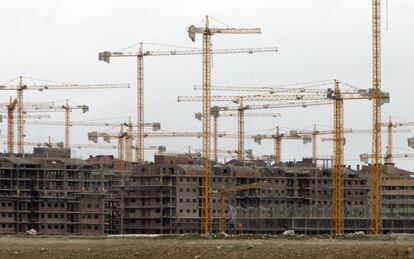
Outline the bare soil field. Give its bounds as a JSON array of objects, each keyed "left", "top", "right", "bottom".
[{"left": 0, "top": 235, "right": 413, "bottom": 259}]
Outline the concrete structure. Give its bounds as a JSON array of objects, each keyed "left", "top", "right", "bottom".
[
  {"left": 0, "top": 150, "right": 413, "bottom": 235},
  {"left": 113, "top": 154, "right": 414, "bottom": 234},
  {"left": 0, "top": 149, "right": 120, "bottom": 235}
]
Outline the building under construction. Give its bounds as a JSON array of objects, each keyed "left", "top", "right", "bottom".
[
  {"left": 0, "top": 147, "right": 412, "bottom": 235},
  {"left": 113, "top": 154, "right": 414, "bottom": 234},
  {"left": 0, "top": 148, "right": 120, "bottom": 235}
]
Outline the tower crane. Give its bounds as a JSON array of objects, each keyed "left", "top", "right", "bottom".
[
  {"left": 254, "top": 127, "right": 307, "bottom": 163},
  {"left": 0, "top": 76, "right": 129, "bottom": 154},
  {"left": 214, "top": 181, "right": 266, "bottom": 233},
  {"left": 99, "top": 42, "right": 276, "bottom": 165},
  {"left": 62, "top": 100, "right": 89, "bottom": 148},
  {"left": 370, "top": 0, "right": 383, "bottom": 234},
  {"left": 188, "top": 15, "right": 270, "bottom": 234},
  {"left": 195, "top": 111, "right": 280, "bottom": 162},
  {"left": 381, "top": 117, "right": 414, "bottom": 164},
  {"left": 362, "top": 133, "right": 414, "bottom": 163}
]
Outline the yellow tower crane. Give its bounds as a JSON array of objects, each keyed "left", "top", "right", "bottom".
[
  {"left": 62, "top": 100, "right": 89, "bottom": 148},
  {"left": 187, "top": 15, "right": 269, "bottom": 234},
  {"left": 254, "top": 127, "right": 306, "bottom": 163},
  {"left": 0, "top": 76, "right": 129, "bottom": 154},
  {"left": 371, "top": 0, "right": 383, "bottom": 235},
  {"left": 332, "top": 82, "right": 345, "bottom": 235},
  {"left": 381, "top": 117, "right": 414, "bottom": 164},
  {"left": 99, "top": 42, "right": 276, "bottom": 165}
]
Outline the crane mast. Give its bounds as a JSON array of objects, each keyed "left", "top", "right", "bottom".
[
  {"left": 385, "top": 116, "right": 393, "bottom": 164},
  {"left": 126, "top": 117, "right": 133, "bottom": 162},
  {"left": 213, "top": 114, "right": 219, "bottom": 162},
  {"left": 370, "top": 0, "right": 383, "bottom": 234},
  {"left": 237, "top": 98, "right": 244, "bottom": 161},
  {"left": 117, "top": 125, "right": 125, "bottom": 170},
  {"left": 275, "top": 126, "right": 282, "bottom": 163},
  {"left": 312, "top": 125, "right": 318, "bottom": 164},
  {"left": 333, "top": 80, "right": 344, "bottom": 235},
  {"left": 137, "top": 43, "right": 145, "bottom": 164},
  {"left": 7, "top": 97, "right": 18, "bottom": 153},
  {"left": 17, "top": 77, "right": 24, "bottom": 154},
  {"left": 201, "top": 17, "right": 213, "bottom": 234},
  {"left": 64, "top": 100, "right": 70, "bottom": 149}
]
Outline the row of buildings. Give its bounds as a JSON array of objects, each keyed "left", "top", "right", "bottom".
[{"left": 0, "top": 147, "right": 413, "bottom": 235}]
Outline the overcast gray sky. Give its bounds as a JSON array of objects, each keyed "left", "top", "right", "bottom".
[{"left": 0, "top": 0, "right": 413, "bottom": 170}]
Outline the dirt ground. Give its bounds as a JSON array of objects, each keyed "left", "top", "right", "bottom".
[{"left": 0, "top": 235, "right": 413, "bottom": 259}]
